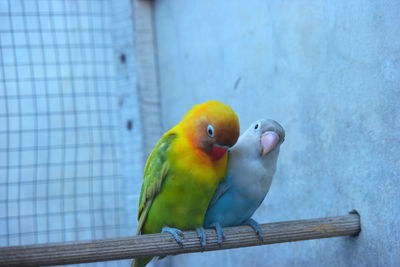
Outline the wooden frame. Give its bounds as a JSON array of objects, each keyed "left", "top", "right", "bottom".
[{"left": 132, "top": 0, "right": 163, "bottom": 163}]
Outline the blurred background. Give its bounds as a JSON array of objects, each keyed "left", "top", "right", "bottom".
[{"left": 1, "top": 0, "right": 399, "bottom": 267}]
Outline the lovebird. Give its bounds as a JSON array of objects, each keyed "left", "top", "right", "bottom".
[
  {"left": 204, "top": 119, "right": 285, "bottom": 244},
  {"left": 133, "top": 100, "right": 239, "bottom": 267}
]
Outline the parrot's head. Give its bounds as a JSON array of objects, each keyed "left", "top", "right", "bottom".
[
  {"left": 237, "top": 119, "right": 285, "bottom": 159},
  {"left": 226, "top": 119, "right": 285, "bottom": 193},
  {"left": 182, "top": 100, "right": 239, "bottom": 161}
]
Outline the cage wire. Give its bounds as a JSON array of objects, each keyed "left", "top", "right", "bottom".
[{"left": 0, "top": 0, "right": 142, "bottom": 266}]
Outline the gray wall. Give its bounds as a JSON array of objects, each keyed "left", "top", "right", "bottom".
[{"left": 153, "top": 1, "right": 400, "bottom": 266}]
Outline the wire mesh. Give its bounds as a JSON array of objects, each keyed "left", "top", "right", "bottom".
[{"left": 0, "top": 0, "right": 141, "bottom": 265}]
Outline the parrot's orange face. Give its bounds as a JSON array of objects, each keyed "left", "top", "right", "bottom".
[{"left": 182, "top": 101, "right": 239, "bottom": 161}]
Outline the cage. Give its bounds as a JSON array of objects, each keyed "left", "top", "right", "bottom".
[{"left": 0, "top": 0, "right": 147, "bottom": 265}]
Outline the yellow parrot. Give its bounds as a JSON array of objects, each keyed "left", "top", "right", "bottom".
[{"left": 133, "top": 100, "right": 239, "bottom": 267}]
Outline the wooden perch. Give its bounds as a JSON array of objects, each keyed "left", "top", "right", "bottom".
[{"left": 0, "top": 212, "right": 360, "bottom": 266}]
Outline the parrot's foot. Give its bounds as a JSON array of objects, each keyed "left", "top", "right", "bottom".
[
  {"left": 244, "top": 218, "right": 264, "bottom": 242},
  {"left": 208, "top": 222, "right": 225, "bottom": 247},
  {"left": 161, "top": 226, "right": 184, "bottom": 247},
  {"left": 195, "top": 227, "right": 207, "bottom": 249}
]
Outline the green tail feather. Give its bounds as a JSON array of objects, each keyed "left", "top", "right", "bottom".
[{"left": 131, "top": 257, "right": 152, "bottom": 267}]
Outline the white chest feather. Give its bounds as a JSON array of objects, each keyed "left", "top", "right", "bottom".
[{"left": 227, "top": 155, "right": 277, "bottom": 203}]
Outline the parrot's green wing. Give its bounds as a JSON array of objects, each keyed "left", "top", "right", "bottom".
[{"left": 137, "top": 133, "right": 177, "bottom": 235}]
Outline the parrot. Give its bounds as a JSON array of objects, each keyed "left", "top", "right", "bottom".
[
  {"left": 204, "top": 119, "right": 285, "bottom": 245},
  {"left": 133, "top": 100, "right": 240, "bottom": 267}
]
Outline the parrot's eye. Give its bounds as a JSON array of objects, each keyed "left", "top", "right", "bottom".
[
  {"left": 207, "top": 124, "right": 214, "bottom": 137},
  {"left": 254, "top": 123, "right": 259, "bottom": 130}
]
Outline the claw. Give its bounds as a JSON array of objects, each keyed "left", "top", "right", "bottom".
[
  {"left": 196, "top": 227, "right": 207, "bottom": 249},
  {"left": 244, "top": 218, "right": 264, "bottom": 242},
  {"left": 161, "top": 226, "right": 184, "bottom": 247},
  {"left": 209, "top": 222, "right": 225, "bottom": 246}
]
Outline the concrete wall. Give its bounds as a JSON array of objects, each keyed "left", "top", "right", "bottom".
[{"left": 153, "top": 1, "right": 400, "bottom": 266}]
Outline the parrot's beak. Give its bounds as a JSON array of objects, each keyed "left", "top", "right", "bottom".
[
  {"left": 211, "top": 144, "right": 229, "bottom": 161},
  {"left": 260, "top": 131, "right": 279, "bottom": 156}
]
